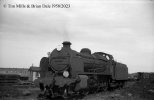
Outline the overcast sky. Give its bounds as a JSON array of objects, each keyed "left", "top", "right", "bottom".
[{"left": 0, "top": 0, "right": 154, "bottom": 73}]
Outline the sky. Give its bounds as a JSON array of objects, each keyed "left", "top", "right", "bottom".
[{"left": 0, "top": 0, "right": 154, "bottom": 73}]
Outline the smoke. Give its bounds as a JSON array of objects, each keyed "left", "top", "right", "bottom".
[
  {"left": 60, "top": 18, "right": 70, "bottom": 42},
  {"left": 63, "top": 27, "right": 70, "bottom": 42}
]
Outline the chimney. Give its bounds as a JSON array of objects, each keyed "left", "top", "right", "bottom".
[{"left": 62, "top": 41, "right": 71, "bottom": 48}]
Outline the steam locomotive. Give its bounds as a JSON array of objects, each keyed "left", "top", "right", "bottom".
[{"left": 38, "top": 41, "right": 128, "bottom": 98}]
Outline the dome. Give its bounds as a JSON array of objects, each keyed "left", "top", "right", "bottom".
[{"left": 80, "top": 48, "right": 91, "bottom": 55}]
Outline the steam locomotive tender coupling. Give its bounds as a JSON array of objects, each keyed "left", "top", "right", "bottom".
[{"left": 39, "top": 41, "right": 128, "bottom": 98}]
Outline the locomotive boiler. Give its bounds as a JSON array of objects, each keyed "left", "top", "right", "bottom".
[{"left": 38, "top": 41, "right": 128, "bottom": 98}]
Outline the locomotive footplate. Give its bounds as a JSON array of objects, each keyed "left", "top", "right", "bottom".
[{"left": 54, "top": 76, "right": 77, "bottom": 87}]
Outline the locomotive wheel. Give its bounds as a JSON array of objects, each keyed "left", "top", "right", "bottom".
[
  {"left": 96, "top": 86, "right": 102, "bottom": 93},
  {"left": 63, "top": 88, "right": 69, "bottom": 98},
  {"left": 39, "top": 82, "right": 44, "bottom": 91},
  {"left": 79, "top": 89, "right": 89, "bottom": 96},
  {"left": 88, "top": 87, "right": 96, "bottom": 94},
  {"left": 84, "top": 89, "right": 89, "bottom": 95},
  {"left": 43, "top": 85, "right": 54, "bottom": 99},
  {"left": 102, "top": 86, "right": 108, "bottom": 91},
  {"left": 44, "top": 89, "right": 52, "bottom": 99}
]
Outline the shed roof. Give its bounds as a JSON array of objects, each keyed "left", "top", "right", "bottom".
[{"left": 29, "top": 66, "right": 40, "bottom": 72}]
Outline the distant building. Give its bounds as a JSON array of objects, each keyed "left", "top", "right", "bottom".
[
  {"left": 0, "top": 68, "right": 29, "bottom": 76},
  {"left": 129, "top": 72, "right": 154, "bottom": 81},
  {"left": 0, "top": 65, "right": 41, "bottom": 82},
  {"left": 0, "top": 68, "right": 30, "bottom": 81},
  {"left": 29, "top": 65, "right": 40, "bottom": 81}
]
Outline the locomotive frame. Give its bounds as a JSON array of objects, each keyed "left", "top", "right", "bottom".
[{"left": 37, "top": 41, "right": 128, "bottom": 98}]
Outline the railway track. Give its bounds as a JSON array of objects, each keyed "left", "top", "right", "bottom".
[
  {"left": 37, "top": 81, "right": 134, "bottom": 100},
  {"left": 37, "top": 87, "right": 121, "bottom": 100}
]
